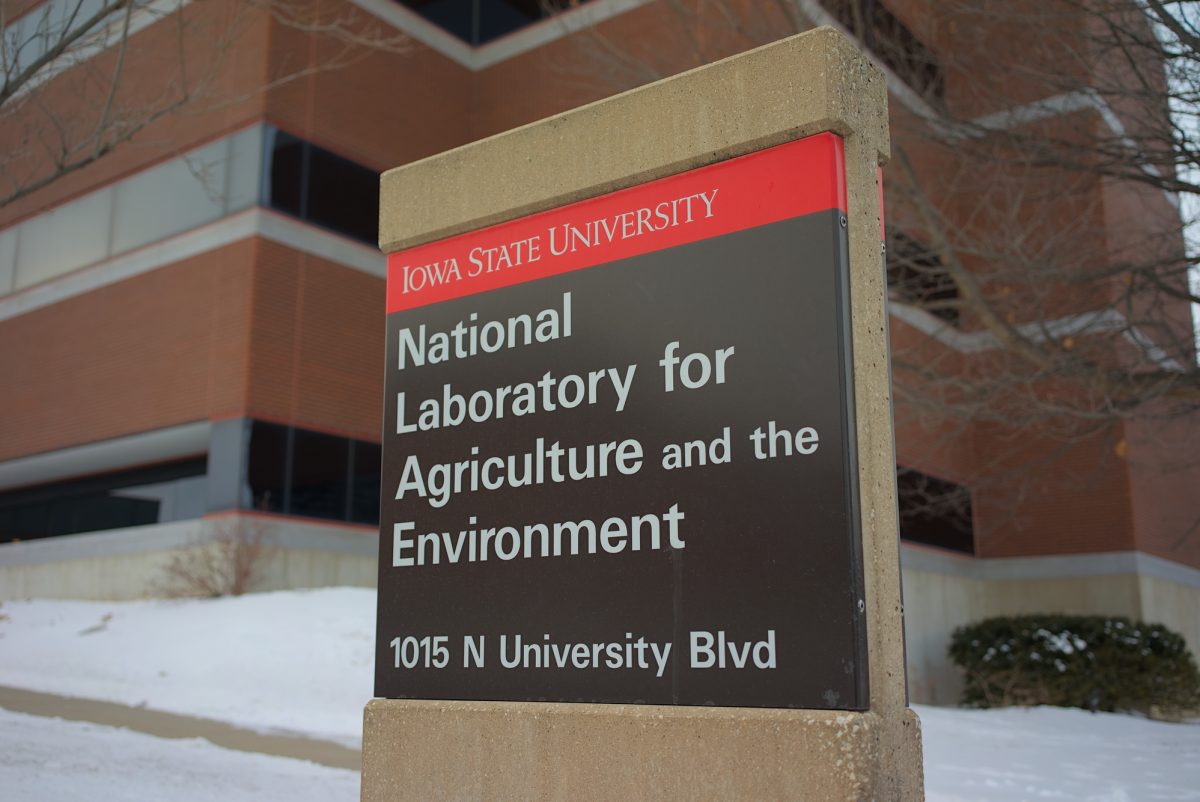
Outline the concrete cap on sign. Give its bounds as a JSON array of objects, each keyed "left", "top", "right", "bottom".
[{"left": 379, "top": 27, "right": 890, "bottom": 255}]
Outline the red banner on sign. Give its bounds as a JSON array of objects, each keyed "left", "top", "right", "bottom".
[{"left": 386, "top": 132, "right": 846, "bottom": 314}]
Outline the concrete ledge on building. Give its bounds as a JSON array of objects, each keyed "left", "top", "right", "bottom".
[
  {"left": 901, "top": 543, "right": 1200, "bottom": 588},
  {"left": 0, "top": 422, "right": 211, "bottom": 492},
  {"left": 0, "top": 521, "right": 197, "bottom": 567},
  {"left": 362, "top": 699, "right": 923, "bottom": 802},
  {"left": 0, "top": 514, "right": 378, "bottom": 600}
]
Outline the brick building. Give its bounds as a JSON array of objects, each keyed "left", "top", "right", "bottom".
[{"left": 1, "top": 0, "right": 1197, "bottom": 703}]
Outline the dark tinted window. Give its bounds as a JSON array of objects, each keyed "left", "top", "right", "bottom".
[
  {"left": 290, "top": 429, "right": 349, "bottom": 521},
  {"left": 397, "top": 0, "right": 588, "bottom": 45},
  {"left": 887, "top": 233, "right": 960, "bottom": 327},
  {"left": 896, "top": 466, "right": 974, "bottom": 554},
  {"left": 0, "top": 459, "right": 205, "bottom": 543},
  {"left": 48, "top": 496, "right": 159, "bottom": 537},
  {"left": 1, "top": 503, "right": 50, "bottom": 541},
  {"left": 268, "top": 130, "right": 305, "bottom": 217},
  {"left": 307, "top": 146, "right": 379, "bottom": 243},
  {"left": 248, "top": 421, "right": 289, "bottom": 513},
  {"left": 243, "top": 420, "right": 380, "bottom": 525},
  {"left": 263, "top": 127, "right": 378, "bottom": 245},
  {"left": 820, "top": 0, "right": 944, "bottom": 100},
  {"left": 351, "top": 441, "right": 382, "bottom": 525}
]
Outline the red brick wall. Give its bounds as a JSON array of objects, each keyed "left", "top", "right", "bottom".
[
  {"left": 244, "top": 240, "right": 385, "bottom": 441},
  {"left": 264, "top": 12, "right": 474, "bottom": 172},
  {"left": 1126, "top": 416, "right": 1200, "bottom": 568},
  {"left": 471, "top": 0, "right": 794, "bottom": 139},
  {"left": 0, "top": 235, "right": 386, "bottom": 463},
  {"left": 970, "top": 420, "right": 1135, "bottom": 558},
  {"left": 0, "top": 240, "right": 254, "bottom": 461}
]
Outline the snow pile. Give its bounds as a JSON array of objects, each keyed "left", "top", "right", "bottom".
[{"left": 0, "top": 589, "right": 374, "bottom": 747}]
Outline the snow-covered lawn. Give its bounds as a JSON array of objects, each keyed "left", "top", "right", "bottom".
[
  {"left": 0, "top": 708, "right": 358, "bottom": 802},
  {"left": 1, "top": 589, "right": 1198, "bottom": 801},
  {"left": 920, "top": 705, "right": 1200, "bottom": 801},
  {"left": 0, "top": 589, "right": 373, "bottom": 748}
]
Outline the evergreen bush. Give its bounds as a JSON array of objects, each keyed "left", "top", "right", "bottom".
[{"left": 948, "top": 614, "right": 1200, "bottom": 717}]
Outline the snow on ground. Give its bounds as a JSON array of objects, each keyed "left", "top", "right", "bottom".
[
  {"left": 2, "top": 590, "right": 1199, "bottom": 800},
  {"left": 0, "top": 708, "right": 358, "bottom": 802},
  {"left": 0, "top": 589, "right": 374, "bottom": 747},
  {"left": 917, "top": 704, "right": 1200, "bottom": 801}
]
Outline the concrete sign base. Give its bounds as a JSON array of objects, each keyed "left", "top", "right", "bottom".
[{"left": 362, "top": 700, "right": 922, "bottom": 801}]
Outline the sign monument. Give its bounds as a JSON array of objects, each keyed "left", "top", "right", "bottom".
[{"left": 365, "top": 28, "right": 924, "bottom": 802}]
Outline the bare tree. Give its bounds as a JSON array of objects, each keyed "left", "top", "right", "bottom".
[
  {"left": 559, "top": 0, "right": 1200, "bottom": 547},
  {"left": 0, "top": 0, "right": 409, "bottom": 210}
]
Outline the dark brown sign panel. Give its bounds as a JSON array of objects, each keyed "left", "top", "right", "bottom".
[{"left": 376, "top": 133, "right": 867, "bottom": 709}]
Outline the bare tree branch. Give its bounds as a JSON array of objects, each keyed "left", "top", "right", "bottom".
[
  {"left": 561, "top": 0, "right": 1200, "bottom": 543},
  {"left": 0, "top": 0, "right": 410, "bottom": 210}
]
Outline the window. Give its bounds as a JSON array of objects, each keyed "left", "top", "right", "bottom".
[
  {"left": 306, "top": 147, "right": 378, "bottom": 243},
  {"left": 0, "top": 458, "right": 207, "bottom": 543},
  {"left": 1, "top": 126, "right": 263, "bottom": 301},
  {"left": 247, "top": 421, "right": 289, "bottom": 513},
  {"left": 263, "top": 128, "right": 379, "bottom": 245},
  {"left": 245, "top": 421, "right": 380, "bottom": 525},
  {"left": 896, "top": 466, "right": 974, "bottom": 554},
  {"left": 351, "top": 440, "right": 383, "bottom": 524},
  {"left": 290, "top": 429, "right": 349, "bottom": 520},
  {"left": 887, "top": 233, "right": 960, "bottom": 327},
  {"left": 267, "top": 131, "right": 305, "bottom": 219},
  {"left": 396, "top": 0, "right": 589, "bottom": 46},
  {"left": 820, "top": 0, "right": 944, "bottom": 100}
]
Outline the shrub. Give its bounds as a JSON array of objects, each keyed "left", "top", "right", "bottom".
[
  {"left": 949, "top": 614, "right": 1200, "bottom": 717},
  {"left": 155, "top": 518, "right": 275, "bottom": 598}
]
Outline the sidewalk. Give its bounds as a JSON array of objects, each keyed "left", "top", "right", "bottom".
[{"left": 0, "top": 685, "right": 361, "bottom": 771}]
